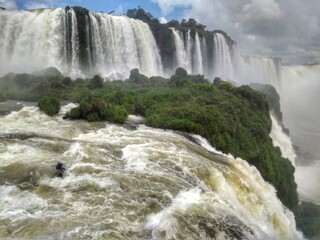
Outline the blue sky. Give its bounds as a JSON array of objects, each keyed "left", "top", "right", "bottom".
[
  {"left": 1, "top": 0, "right": 320, "bottom": 63},
  {"left": 8, "top": 0, "right": 185, "bottom": 21}
]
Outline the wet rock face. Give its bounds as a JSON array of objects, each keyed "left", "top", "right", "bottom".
[{"left": 55, "top": 162, "right": 66, "bottom": 178}]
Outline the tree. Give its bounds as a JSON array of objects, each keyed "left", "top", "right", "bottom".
[{"left": 88, "top": 75, "right": 103, "bottom": 89}]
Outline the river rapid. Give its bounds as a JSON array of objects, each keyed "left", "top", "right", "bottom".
[{"left": 0, "top": 104, "right": 303, "bottom": 239}]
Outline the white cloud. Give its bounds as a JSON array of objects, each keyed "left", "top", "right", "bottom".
[
  {"left": 0, "top": 0, "right": 17, "bottom": 10},
  {"left": 159, "top": 17, "right": 168, "bottom": 24},
  {"left": 242, "top": 0, "right": 283, "bottom": 20}
]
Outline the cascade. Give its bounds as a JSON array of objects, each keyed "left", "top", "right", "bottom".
[
  {"left": 0, "top": 8, "right": 73, "bottom": 75},
  {"left": 269, "top": 113, "right": 296, "bottom": 166},
  {"left": 0, "top": 7, "right": 282, "bottom": 83},
  {"left": 241, "top": 56, "right": 281, "bottom": 89},
  {"left": 213, "top": 32, "right": 235, "bottom": 80},
  {"left": 68, "top": 8, "right": 80, "bottom": 76},
  {"left": 0, "top": 104, "right": 304, "bottom": 239},
  {"left": 193, "top": 32, "right": 203, "bottom": 74},
  {"left": 87, "top": 13, "right": 163, "bottom": 79},
  {"left": 0, "top": 8, "right": 163, "bottom": 79},
  {"left": 170, "top": 28, "right": 190, "bottom": 73}
]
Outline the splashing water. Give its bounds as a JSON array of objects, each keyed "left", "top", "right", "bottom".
[{"left": 0, "top": 105, "right": 304, "bottom": 239}]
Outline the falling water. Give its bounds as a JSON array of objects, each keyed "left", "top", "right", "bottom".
[
  {"left": 242, "top": 57, "right": 281, "bottom": 89},
  {"left": 269, "top": 113, "right": 296, "bottom": 166},
  {"left": 193, "top": 32, "right": 203, "bottom": 74},
  {"left": 0, "top": 8, "right": 74, "bottom": 75},
  {"left": 213, "top": 33, "right": 235, "bottom": 80},
  {"left": 0, "top": 105, "right": 304, "bottom": 239},
  {"left": 0, "top": 8, "right": 163, "bottom": 79},
  {"left": 88, "top": 13, "right": 163, "bottom": 79}
]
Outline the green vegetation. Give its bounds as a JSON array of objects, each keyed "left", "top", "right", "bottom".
[
  {"left": 38, "top": 96, "right": 60, "bottom": 116},
  {"left": 250, "top": 83, "right": 282, "bottom": 121},
  {"left": 0, "top": 67, "right": 298, "bottom": 212},
  {"left": 64, "top": 96, "right": 127, "bottom": 123},
  {"left": 294, "top": 202, "right": 320, "bottom": 239}
]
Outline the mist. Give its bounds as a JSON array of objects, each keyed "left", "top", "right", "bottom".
[{"left": 280, "top": 64, "right": 320, "bottom": 204}]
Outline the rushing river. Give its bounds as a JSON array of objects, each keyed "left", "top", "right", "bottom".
[{"left": 0, "top": 104, "right": 303, "bottom": 239}]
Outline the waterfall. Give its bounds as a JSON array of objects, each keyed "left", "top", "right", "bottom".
[
  {"left": 193, "top": 32, "right": 203, "bottom": 74},
  {"left": 0, "top": 8, "right": 163, "bottom": 79},
  {"left": 0, "top": 7, "right": 282, "bottom": 83},
  {"left": 170, "top": 29, "right": 207, "bottom": 76},
  {"left": 0, "top": 104, "right": 304, "bottom": 239},
  {"left": 68, "top": 8, "right": 80, "bottom": 76},
  {"left": 270, "top": 113, "right": 296, "bottom": 166},
  {"left": 242, "top": 56, "right": 281, "bottom": 89},
  {"left": 213, "top": 32, "right": 235, "bottom": 80},
  {"left": 170, "top": 28, "right": 189, "bottom": 73},
  {"left": 0, "top": 8, "right": 71, "bottom": 75},
  {"left": 87, "top": 13, "right": 163, "bottom": 79}
]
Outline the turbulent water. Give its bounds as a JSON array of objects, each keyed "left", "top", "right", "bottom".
[{"left": 0, "top": 104, "right": 303, "bottom": 239}]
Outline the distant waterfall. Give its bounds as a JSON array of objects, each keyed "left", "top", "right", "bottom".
[
  {"left": 0, "top": 7, "right": 282, "bottom": 83},
  {"left": 0, "top": 8, "right": 163, "bottom": 78},
  {"left": 242, "top": 56, "right": 281, "bottom": 89},
  {"left": 170, "top": 29, "right": 240, "bottom": 80}
]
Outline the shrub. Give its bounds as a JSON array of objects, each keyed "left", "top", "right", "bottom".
[
  {"left": 63, "top": 77, "right": 72, "bottom": 86},
  {"left": 106, "top": 105, "right": 128, "bottom": 123},
  {"left": 88, "top": 75, "right": 104, "bottom": 89},
  {"left": 295, "top": 202, "right": 320, "bottom": 238},
  {"left": 175, "top": 67, "right": 188, "bottom": 77},
  {"left": 64, "top": 96, "right": 128, "bottom": 123},
  {"left": 129, "top": 68, "right": 149, "bottom": 84},
  {"left": 38, "top": 96, "right": 60, "bottom": 116}
]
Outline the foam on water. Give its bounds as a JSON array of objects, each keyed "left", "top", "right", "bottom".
[{"left": 0, "top": 106, "right": 304, "bottom": 239}]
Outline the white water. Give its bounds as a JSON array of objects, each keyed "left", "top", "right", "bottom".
[
  {"left": 0, "top": 7, "right": 283, "bottom": 83},
  {"left": 0, "top": 9, "right": 163, "bottom": 79},
  {"left": 270, "top": 114, "right": 296, "bottom": 166},
  {"left": 241, "top": 57, "right": 281, "bottom": 89},
  {"left": 213, "top": 33, "right": 235, "bottom": 80},
  {"left": 0, "top": 8, "right": 74, "bottom": 76},
  {"left": 0, "top": 105, "right": 303, "bottom": 239},
  {"left": 88, "top": 13, "right": 163, "bottom": 79}
]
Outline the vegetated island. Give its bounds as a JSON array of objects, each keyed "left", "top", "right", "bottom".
[{"left": 1, "top": 66, "right": 319, "bottom": 238}]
